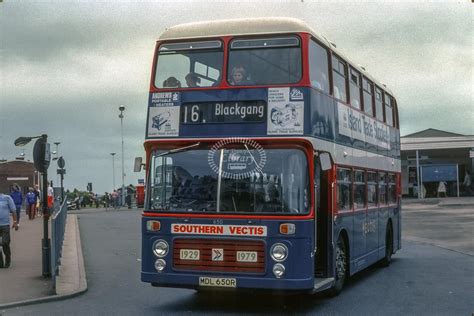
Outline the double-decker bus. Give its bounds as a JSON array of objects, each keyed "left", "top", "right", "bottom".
[{"left": 140, "top": 17, "right": 401, "bottom": 295}]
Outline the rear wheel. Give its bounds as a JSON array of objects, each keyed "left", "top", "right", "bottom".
[
  {"left": 381, "top": 223, "right": 393, "bottom": 267},
  {"left": 328, "top": 236, "right": 348, "bottom": 296}
]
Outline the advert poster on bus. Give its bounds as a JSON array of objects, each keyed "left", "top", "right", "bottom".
[
  {"left": 337, "top": 102, "right": 391, "bottom": 150},
  {"left": 148, "top": 92, "right": 180, "bottom": 137},
  {"left": 267, "top": 87, "right": 304, "bottom": 135}
]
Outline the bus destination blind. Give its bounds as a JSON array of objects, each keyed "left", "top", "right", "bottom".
[{"left": 180, "top": 101, "right": 266, "bottom": 124}]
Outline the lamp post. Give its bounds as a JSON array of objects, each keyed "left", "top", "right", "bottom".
[
  {"left": 119, "top": 105, "right": 125, "bottom": 207},
  {"left": 110, "top": 152, "right": 116, "bottom": 191},
  {"left": 53, "top": 142, "right": 60, "bottom": 186},
  {"left": 14, "top": 134, "right": 51, "bottom": 277}
]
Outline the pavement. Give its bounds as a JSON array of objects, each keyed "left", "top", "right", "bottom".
[
  {"left": 0, "top": 209, "right": 90, "bottom": 309},
  {"left": 0, "top": 198, "right": 473, "bottom": 309}
]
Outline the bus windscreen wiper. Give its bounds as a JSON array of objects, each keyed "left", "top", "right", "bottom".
[
  {"left": 156, "top": 142, "right": 201, "bottom": 157},
  {"left": 242, "top": 143, "right": 264, "bottom": 175}
]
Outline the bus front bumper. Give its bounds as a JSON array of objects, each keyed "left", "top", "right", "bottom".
[{"left": 141, "top": 272, "right": 314, "bottom": 291}]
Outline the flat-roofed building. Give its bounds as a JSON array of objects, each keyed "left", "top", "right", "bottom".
[{"left": 401, "top": 128, "right": 474, "bottom": 198}]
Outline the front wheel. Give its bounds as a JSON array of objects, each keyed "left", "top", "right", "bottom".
[{"left": 328, "top": 236, "right": 348, "bottom": 296}]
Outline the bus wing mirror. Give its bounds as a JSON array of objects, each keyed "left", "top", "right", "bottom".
[
  {"left": 319, "top": 153, "right": 332, "bottom": 171},
  {"left": 134, "top": 157, "right": 143, "bottom": 172}
]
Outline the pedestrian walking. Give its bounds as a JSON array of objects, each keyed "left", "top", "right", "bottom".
[
  {"left": 25, "top": 187, "right": 37, "bottom": 220},
  {"left": 10, "top": 184, "right": 23, "bottom": 225},
  {"left": 0, "top": 192, "right": 19, "bottom": 268},
  {"left": 111, "top": 190, "right": 119, "bottom": 209},
  {"left": 104, "top": 192, "right": 110, "bottom": 208},
  {"left": 47, "top": 182, "right": 54, "bottom": 210},
  {"left": 34, "top": 184, "right": 42, "bottom": 217}
]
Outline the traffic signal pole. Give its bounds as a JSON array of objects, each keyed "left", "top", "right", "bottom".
[{"left": 41, "top": 135, "right": 51, "bottom": 277}]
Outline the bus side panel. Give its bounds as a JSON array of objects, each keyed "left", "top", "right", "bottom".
[
  {"left": 352, "top": 210, "right": 367, "bottom": 260},
  {"left": 333, "top": 214, "right": 355, "bottom": 276},
  {"left": 393, "top": 203, "right": 401, "bottom": 252},
  {"left": 377, "top": 206, "right": 389, "bottom": 261}
]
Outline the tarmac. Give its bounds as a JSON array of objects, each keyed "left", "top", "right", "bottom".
[{"left": 0, "top": 198, "right": 473, "bottom": 309}]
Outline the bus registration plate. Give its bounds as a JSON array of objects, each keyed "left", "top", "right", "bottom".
[
  {"left": 199, "top": 277, "right": 236, "bottom": 288},
  {"left": 236, "top": 251, "right": 258, "bottom": 262},
  {"left": 180, "top": 249, "right": 200, "bottom": 260}
]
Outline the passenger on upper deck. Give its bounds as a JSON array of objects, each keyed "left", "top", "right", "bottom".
[
  {"left": 185, "top": 72, "right": 200, "bottom": 88},
  {"left": 229, "top": 65, "right": 252, "bottom": 86},
  {"left": 163, "top": 76, "right": 181, "bottom": 88}
]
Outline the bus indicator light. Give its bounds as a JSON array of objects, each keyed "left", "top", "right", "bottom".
[
  {"left": 279, "top": 223, "right": 295, "bottom": 235},
  {"left": 147, "top": 220, "right": 161, "bottom": 232}
]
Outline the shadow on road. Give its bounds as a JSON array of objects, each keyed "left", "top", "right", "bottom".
[{"left": 152, "top": 259, "right": 401, "bottom": 314}]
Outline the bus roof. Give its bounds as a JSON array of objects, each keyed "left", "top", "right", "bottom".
[{"left": 159, "top": 17, "right": 394, "bottom": 96}]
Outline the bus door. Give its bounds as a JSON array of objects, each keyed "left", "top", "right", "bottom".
[{"left": 314, "top": 153, "right": 333, "bottom": 278}]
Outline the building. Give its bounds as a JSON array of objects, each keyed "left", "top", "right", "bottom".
[
  {"left": 401, "top": 128, "right": 474, "bottom": 198},
  {"left": 0, "top": 159, "right": 40, "bottom": 195}
]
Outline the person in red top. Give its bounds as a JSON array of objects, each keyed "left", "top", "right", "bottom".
[{"left": 111, "top": 190, "right": 119, "bottom": 209}]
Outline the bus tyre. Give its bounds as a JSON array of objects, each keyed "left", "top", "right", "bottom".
[
  {"left": 328, "top": 236, "right": 348, "bottom": 296},
  {"left": 381, "top": 223, "right": 393, "bottom": 267}
]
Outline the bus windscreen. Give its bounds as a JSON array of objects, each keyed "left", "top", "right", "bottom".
[{"left": 149, "top": 148, "right": 309, "bottom": 214}]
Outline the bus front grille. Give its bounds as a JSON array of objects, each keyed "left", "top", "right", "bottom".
[{"left": 173, "top": 238, "right": 265, "bottom": 273}]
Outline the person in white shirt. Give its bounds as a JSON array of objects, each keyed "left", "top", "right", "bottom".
[
  {"left": 437, "top": 181, "right": 447, "bottom": 198},
  {"left": 463, "top": 171, "right": 472, "bottom": 195}
]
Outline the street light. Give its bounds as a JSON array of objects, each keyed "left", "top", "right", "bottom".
[
  {"left": 119, "top": 105, "right": 125, "bottom": 207},
  {"left": 110, "top": 152, "right": 116, "bottom": 191},
  {"left": 14, "top": 134, "right": 51, "bottom": 277},
  {"left": 53, "top": 142, "right": 60, "bottom": 185}
]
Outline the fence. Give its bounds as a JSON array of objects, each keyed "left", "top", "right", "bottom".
[{"left": 51, "top": 199, "right": 68, "bottom": 288}]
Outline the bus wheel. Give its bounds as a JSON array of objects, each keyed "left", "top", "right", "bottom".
[
  {"left": 328, "top": 236, "right": 348, "bottom": 296},
  {"left": 380, "top": 223, "right": 393, "bottom": 267}
]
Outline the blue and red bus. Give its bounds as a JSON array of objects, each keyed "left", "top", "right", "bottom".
[{"left": 140, "top": 17, "right": 401, "bottom": 295}]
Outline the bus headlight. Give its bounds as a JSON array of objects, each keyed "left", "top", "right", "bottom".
[
  {"left": 154, "top": 259, "right": 166, "bottom": 272},
  {"left": 152, "top": 240, "right": 169, "bottom": 257},
  {"left": 273, "top": 263, "right": 285, "bottom": 278},
  {"left": 270, "top": 243, "right": 288, "bottom": 262}
]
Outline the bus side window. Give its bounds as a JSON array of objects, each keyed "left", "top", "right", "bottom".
[
  {"left": 375, "top": 87, "right": 384, "bottom": 122},
  {"left": 363, "top": 77, "right": 374, "bottom": 117},
  {"left": 367, "top": 172, "right": 377, "bottom": 207},
  {"left": 384, "top": 93, "right": 394, "bottom": 126},
  {"left": 309, "top": 39, "right": 330, "bottom": 94},
  {"left": 378, "top": 172, "right": 387, "bottom": 205},
  {"left": 353, "top": 170, "right": 366, "bottom": 209},
  {"left": 336, "top": 168, "right": 352, "bottom": 211},
  {"left": 388, "top": 173, "right": 396, "bottom": 204},
  {"left": 332, "top": 55, "right": 347, "bottom": 102},
  {"left": 349, "top": 67, "right": 361, "bottom": 110}
]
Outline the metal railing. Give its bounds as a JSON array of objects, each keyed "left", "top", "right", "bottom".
[{"left": 51, "top": 199, "right": 68, "bottom": 287}]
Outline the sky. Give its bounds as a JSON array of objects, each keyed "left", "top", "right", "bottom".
[{"left": 0, "top": 0, "right": 472, "bottom": 194}]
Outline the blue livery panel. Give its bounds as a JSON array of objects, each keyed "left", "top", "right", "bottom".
[{"left": 146, "top": 87, "right": 400, "bottom": 160}]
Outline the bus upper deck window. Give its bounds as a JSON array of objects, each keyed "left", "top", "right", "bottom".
[
  {"left": 309, "top": 40, "right": 330, "bottom": 94},
  {"left": 228, "top": 36, "right": 302, "bottom": 86},
  {"left": 375, "top": 87, "right": 384, "bottom": 122},
  {"left": 363, "top": 77, "right": 374, "bottom": 117},
  {"left": 332, "top": 56, "right": 347, "bottom": 102},
  {"left": 155, "top": 40, "right": 223, "bottom": 89},
  {"left": 349, "top": 68, "right": 361, "bottom": 110},
  {"left": 384, "top": 93, "right": 394, "bottom": 127}
]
